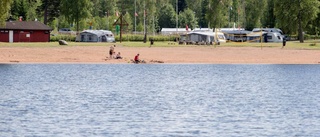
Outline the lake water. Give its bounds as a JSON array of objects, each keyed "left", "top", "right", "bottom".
[{"left": 0, "top": 64, "right": 320, "bottom": 137}]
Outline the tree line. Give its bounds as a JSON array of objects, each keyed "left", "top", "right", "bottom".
[{"left": 1, "top": 0, "right": 320, "bottom": 42}]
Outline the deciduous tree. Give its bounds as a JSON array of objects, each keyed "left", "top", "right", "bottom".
[
  {"left": 275, "top": 0, "right": 320, "bottom": 43},
  {"left": 157, "top": 4, "right": 176, "bottom": 29},
  {"left": 179, "top": 8, "right": 198, "bottom": 29},
  {"left": 206, "top": 0, "right": 232, "bottom": 28},
  {"left": 0, "top": 0, "right": 12, "bottom": 26},
  {"left": 60, "top": 0, "right": 93, "bottom": 32},
  {"left": 244, "top": 0, "right": 267, "bottom": 30}
]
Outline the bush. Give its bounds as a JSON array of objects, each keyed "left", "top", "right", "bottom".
[
  {"left": 50, "top": 34, "right": 76, "bottom": 42},
  {"left": 289, "top": 34, "right": 320, "bottom": 40},
  {"left": 115, "top": 34, "right": 177, "bottom": 42},
  {"left": 51, "top": 34, "right": 177, "bottom": 42}
]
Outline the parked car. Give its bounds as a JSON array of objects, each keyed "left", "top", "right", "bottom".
[{"left": 58, "top": 28, "right": 76, "bottom": 35}]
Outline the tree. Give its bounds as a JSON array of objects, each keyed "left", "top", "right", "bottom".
[
  {"left": 10, "top": 0, "right": 27, "bottom": 21},
  {"left": 38, "top": 0, "right": 60, "bottom": 25},
  {"left": 199, "top": 0, "right": 209, "bottom": 28},
  {"left": 60, "top": 0, "right": 92, "bottom": 32},
  {"left": 178, "top": 8, "right": 198, "bottom": 29},
  {"left": 25, "top": 0, "right": 41, "bottom": 21},
  {"left": 230, "top": 0, "right": 243, "bottom": 28},
  {"left": 275, "top": 0, "right": 320, "bottom": 43},
  {"left": 185, "top": 0, "right": 203, "bottom": 28},
  {"left": 99, "top": 0, "right": 118, "bottom": 17},
  {"left": 123, "top": 11, "right": 133, "bottom": 32},
  {"left": 306, "top": 11, "right": 320, "bottom": 35},
  {"left": 244, "top": 0, "right": 267, "bottom": 30},
  {"left": 262, "top": 0, "right": 275, "bottom": 28},
  {"left": 0, "top": 0, "right": 12, "bottom": 26},
  {"left": 157, "top": 4, "right": 176, "bottom": 29},
  {"left": 206, "top": 0, "right": 232, "bottom": 28}
]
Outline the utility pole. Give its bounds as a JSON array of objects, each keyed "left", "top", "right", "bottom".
[
  {"left": 176, "top": 0, "right": 178, "bottom": 34},
  {"left": 134, "top": 0, "right": 136, "bottom": 34},
  {"left": 143, "top": 0, "right": 147, "bottom": 43},
  {"left": 105, "top": 11, "right": 108, "bottom": 30},
  {"left": 229, "top": 6, "right": 232, "bottom": 28},
  {"left": 144, "top": 0, "right": 146, "bottom": 36}
]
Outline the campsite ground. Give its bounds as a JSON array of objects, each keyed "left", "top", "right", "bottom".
[{"left": 1, "top": 41, "right": 320, "bottom": 64}]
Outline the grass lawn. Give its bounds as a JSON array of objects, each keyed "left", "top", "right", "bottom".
[{"left": 1, "top": 40, "right": 320, "bottom": 50}]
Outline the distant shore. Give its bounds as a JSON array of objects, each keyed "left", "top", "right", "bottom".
[{"left": 1, "top": 45, "right": 320, "bottom": 64}]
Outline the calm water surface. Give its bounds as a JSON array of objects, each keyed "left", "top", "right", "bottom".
[{"left": 0, "top": 64, "right": 320, "bottom": 137}]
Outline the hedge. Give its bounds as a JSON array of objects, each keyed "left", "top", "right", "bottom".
[
  {"left": 50, "top": 34, "right": 177, "bottom": 42},
  {"left": 50, "top": 35, "right": 76, "bottom": 42}
]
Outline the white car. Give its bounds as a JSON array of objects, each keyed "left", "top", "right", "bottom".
[{"left": 58, "top": 28, "right": 76, "bottom": 35}]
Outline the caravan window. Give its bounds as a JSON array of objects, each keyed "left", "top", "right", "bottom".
[
  {"left": 277, "top": 36, "right": 281, "bottom": 40},
  {"left": 218, "top": 35, "right": 224, "bottom": 39},
  {"left": 267, "top": 36, "right": 272, "bottom": 39}
]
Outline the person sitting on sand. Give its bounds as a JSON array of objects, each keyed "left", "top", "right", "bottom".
[
  {"left": 115, "top": 52, "right": 122, "bottom": 59},
  {"left": 113, "top": 51, "right": 116, "bottom": 58},
  {"left": 134, "top": 54, "right": 140, "bottom": 63}
]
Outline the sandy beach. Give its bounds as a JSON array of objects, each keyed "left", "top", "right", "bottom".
[{"left": 1, "top": 45, "right": 320, "bottom": 64}]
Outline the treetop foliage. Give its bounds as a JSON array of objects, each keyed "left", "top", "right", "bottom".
[{"left": 1, "top": 0, "right": 320, "bottom": 38}]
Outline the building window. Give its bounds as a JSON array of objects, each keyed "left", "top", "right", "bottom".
[
  {"left": 44, "top": 31, "right": 49, "bottom": 34},
  {"left": 20, "top": 31, "right": 24, "bottom": 33}
]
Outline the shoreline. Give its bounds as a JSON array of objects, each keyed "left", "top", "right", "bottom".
[{"left": 1, "top": 46, "right": 320, "bottom": 64}]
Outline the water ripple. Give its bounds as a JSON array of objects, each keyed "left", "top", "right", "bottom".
[{"left": 0, "top": 64, "right": 320, "bottom": 136}]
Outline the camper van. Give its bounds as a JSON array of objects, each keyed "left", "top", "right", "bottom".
[{"left": 76, "top": 30, "right": 115, "bottom": 42}]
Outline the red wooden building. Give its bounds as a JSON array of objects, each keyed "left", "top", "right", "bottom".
[{"left": 0, "top": 21, "right": 52, "bottom": 43}]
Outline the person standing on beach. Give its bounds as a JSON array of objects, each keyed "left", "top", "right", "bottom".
[
  {"left": 282, "top": 37, "right": 286, "bottom": 49},
  {"left": 109, "top": 45, "right": 115, "bottom": 59}
]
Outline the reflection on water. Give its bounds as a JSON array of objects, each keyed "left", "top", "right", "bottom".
[{"left": 0, "top": 64, "right": 320, "bottom": 136}]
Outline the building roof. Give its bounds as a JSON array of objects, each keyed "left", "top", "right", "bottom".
[
  {"left": 0, "top": 21, "right": 52, "bottom": 30},
  {"left": 161, "top": 28, "right": 192, "bottom": 32},
  {"left": 187, "top": 31, "right": 224, "bottom": 36},
  {"left": 221, "top": 30, "right": 251, "bottom": 34},
  {"left": 192, "top": 28, "right": 213, "bottom": 32}
]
